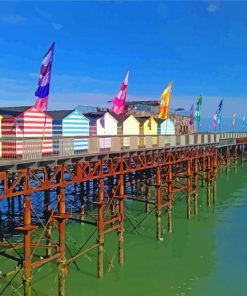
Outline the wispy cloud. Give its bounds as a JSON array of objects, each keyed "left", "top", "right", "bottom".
[
  {"left": 0, "top": 15, "right": 26, "bottom": 24},
  {"left": 52, "top": 23, "right": 64, "bottom": 31},
  {"left": 207, "top": 3, "right": 218, "bottom": 13},
  {"left": 0, "top": 74, "right": 246, "bottom": 118}
]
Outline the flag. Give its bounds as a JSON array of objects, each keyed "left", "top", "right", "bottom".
[
  {"left": 158, "top": 81, "right": 172, "bottom": 119},
  {"left": 194, "top": 95, "right": 202, "bottom": 122},
  {"left": 34, "top": 42, "right": 55, "bottom": 111},
  {"left": 232, "top": 112, "right": 236, "bottom": 128},
  {"left": 217, "top": 99, "right": 223, "bottom": 124},
  {"left": 189, "top": 104, "right": 194, "bottom": 125},
  {"left": 111, "top": 71, "right": 129, "bottom": 115},
  {"left": 213, "top": 113, "right": 217, "bottom": 128},
  {"left": 213, "top": 99, "right": 223, "bottom": 128}
]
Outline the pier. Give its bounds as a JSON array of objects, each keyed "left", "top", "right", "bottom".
[{"left": 0, "top": 132, "right": 246, "bottom": 296}]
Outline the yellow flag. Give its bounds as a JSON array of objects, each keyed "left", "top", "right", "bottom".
[{"left": 158, "top": 82, "right": 172, "bottom": 119}]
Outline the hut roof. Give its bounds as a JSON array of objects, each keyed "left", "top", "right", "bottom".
[
  {"left": 107, "top": 111, "right": 129, "bottom": 123},
  {"left": 47, "top": 110, "right": 74, "bottom": 120},
  {"left": 0, "top": 106, "right": 32, "bottom": 117},
  {"left": 83, "top": 112, "right": 105, "bottom": 124},
  {"left": 135, "top": 116, "right": 158, "bottom": 124},
  {"left": 155, "top": 118, "right": 165, "bottom": 125}
]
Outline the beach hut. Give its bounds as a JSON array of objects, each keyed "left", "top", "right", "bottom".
[
  {"left": 96, "top": 112, "right": 121, "bottom": 136},
  {"left": 47, "top": 109, "right": 89, "bottom": 153},
  {"left": 157, "top": 118, "right": 175, "bottom": 135},
  {"left": 83, "top": 112, "right": 104, "bottom": 136},
  {"left": 136, "top": 116, "right": 158, "bottom": 146},
  {"left": 122, "top": 115, "right": 140, "bottom": 147},
  {"left": 95, "top": 112, "right": 122, "bottom": 149},
  {"left": 0, "top": 106, "right": 53, "bottom": 159},
  {"left": 123, "top": 114, "right": 140, "bottom": 135},
  {"left": 0, "top": 115, "right": 2, "bottom": 158}
]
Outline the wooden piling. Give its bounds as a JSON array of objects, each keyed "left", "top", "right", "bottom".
[
  {"left": 156, "top": 167, "right": 162, "bottom": 240},
  {"left": 98, "top": 178, "right": 104, "bottom": 278},
  {"left": 187, "top": 160, "right": 191, "bottom": 219},
  {"left": 23, "top": 195, "right": 32, "bottom": 296},
  {"left": 118, "top": 174, "right": 125, "bottom": 265},
  {"left": 167, "top": 164, "right": 173, "bottom": 232}
]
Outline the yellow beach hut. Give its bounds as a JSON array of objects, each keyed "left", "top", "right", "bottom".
[
  {"left": 136, "top": 116, "right": 158, "bottom": 146},
  {"left": 123, "top": 114, "right": 140, "bottom": 147}
]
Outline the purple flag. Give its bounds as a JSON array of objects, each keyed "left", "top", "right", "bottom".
[
  {"left": 34, "top": 42, "right": 55, "bottom": 111},
  {"left": 189, "top": 104, "right": 194, "bottom": 125}
]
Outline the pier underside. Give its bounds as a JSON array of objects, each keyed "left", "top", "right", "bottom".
[{"left": 0, "top": 143, "right": 246, "bottom": 295}]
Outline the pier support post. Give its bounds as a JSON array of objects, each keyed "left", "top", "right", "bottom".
[
  {"left": 23, "top": 194, "right": 33, "bottom": 296},
  {"left": 193, "top": 157, "right": 198, "bottom": 216},
  {"left": 156, "top": 167, "right": 162, "bottom": 240},
  {"left": 98, "top": 178, "right": 104, "bottom": 278},
  {"left": 167, "top": 164, "right": 173, "bottom": 233},
  {"left": 57, "top": 186, "right": 67, "bottom": 296},
  {"left": 187, "top": 160, "right": 192, "bottom": 219},
  {"left": 201, "top": 156, "right": 205, "bottom": 187},
  {"left": 212, "top": 150, "right": 218, "bottom": 204},
  {"left": 226, "top": 146, "right": 231, "bottom": 168},
  {"left": 207, "top": 156, "right": 212, "bottom": 206},
  {"left": 145, "top": 180, "right": 151, "bottom": 213},
  {"left": 234, "top": 145, "right": 238, "bottom": 164},
  {"left": 44, "top": 188, "right": 52, "bottom": 257},
  {"left": 241, "top": 145, "right": 244, "bottom": 164},
  {"left": 118, "top": 174, "right": 125, "bottom": 265}
]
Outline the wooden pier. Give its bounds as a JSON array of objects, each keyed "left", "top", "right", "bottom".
[{"left": 0, "top": 132, "right": 246, "bottom": 296}]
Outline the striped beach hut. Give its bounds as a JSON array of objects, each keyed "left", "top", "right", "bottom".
[
  {"left": 136, "top": 116, "right": 158, "bottom": 146},
  {"left": 47, "top": 109, "right": 89, "bottom": 153},
  {"left": 0, "top": 115, "right": 2, "bottom": 157},
  {"left": 157, "top": 118, "right": 175, "bottom": 135},
  {"left": 0, "top": 106, "right": 53, "bottom": 159}
]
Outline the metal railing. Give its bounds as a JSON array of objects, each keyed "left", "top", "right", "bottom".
[{"left": 0, "top": 132, "right": 246, "bottom": 161}]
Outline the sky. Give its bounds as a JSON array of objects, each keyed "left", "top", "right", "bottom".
[{"left": 0, "top": 0, "right": 247, "bottom": 130}]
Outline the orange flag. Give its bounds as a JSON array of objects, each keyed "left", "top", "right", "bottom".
[{"left": 158, "top": 81, "right": 172, "bottom": 119}]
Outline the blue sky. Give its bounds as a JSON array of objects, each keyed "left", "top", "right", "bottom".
[{"left": 0, "top": 0, "right": 247, "bottom": 126}]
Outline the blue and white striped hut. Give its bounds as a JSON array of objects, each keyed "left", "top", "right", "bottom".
[
  {"left": 157, "top": 118, "right": 175, "bottom": 135},
  {"left": 47, "top": 109, "right": 89, "bottom": 153}
]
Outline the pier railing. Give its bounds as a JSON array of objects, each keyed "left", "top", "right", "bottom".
[{"left": 0, "top": 132, "right": 246, "bottom": 161}]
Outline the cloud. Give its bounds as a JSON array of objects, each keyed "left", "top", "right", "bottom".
[
  {"left": 0, "top": 74, "right": 246, "bottom": 119},
  {"left": 52, "top": 23, "right": 64, "bottom": 31},
  {"left": 0, "top": 15, "right": 26, "bottom": 24},
  {"left": 207, "top": 4, "right": 218, "bottom": 13}
]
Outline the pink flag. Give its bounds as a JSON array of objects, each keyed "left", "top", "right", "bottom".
[
  {"left": 111, "top": 71, "right": 129, "bottom": 115},
  {"left": 213, "top": 113, "right": 217, "bottom": 127}
]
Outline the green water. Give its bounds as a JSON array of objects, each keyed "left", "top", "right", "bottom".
[{"left": 1, "top": 164, "right": 247, "bottom": 296}]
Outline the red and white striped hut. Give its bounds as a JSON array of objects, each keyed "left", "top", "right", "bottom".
[{"left": 0, "top": 106, "right": 53, "bottom": 159}]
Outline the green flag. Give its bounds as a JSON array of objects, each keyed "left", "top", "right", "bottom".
[{"left": 194, "top": 95, "right": 202, "bottom": 122}]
